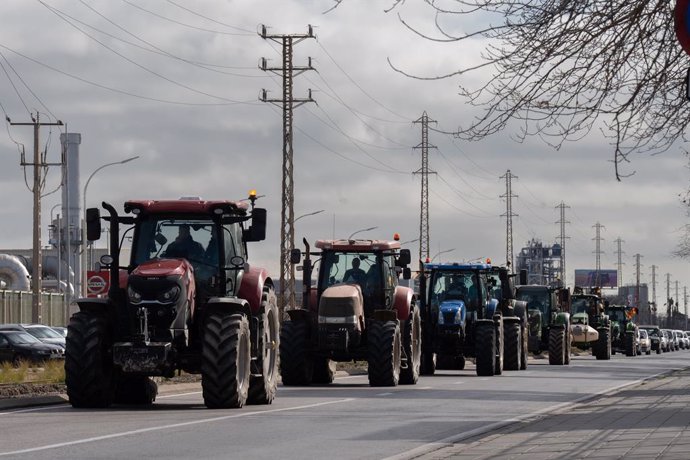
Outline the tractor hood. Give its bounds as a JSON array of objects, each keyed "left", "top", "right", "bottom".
[
  {"left": 319, "top": 284, "right": 364, "bottom": 329},
  {"left": 132, "top": 258, "right": 191, "bottom": 277},
  {"left": 438, "top": 300, "right": 466, "bottom": 326}
]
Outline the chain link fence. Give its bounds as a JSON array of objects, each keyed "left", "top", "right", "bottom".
[{"left": 0, "top": 291, "right": 69, "bottom": 326}]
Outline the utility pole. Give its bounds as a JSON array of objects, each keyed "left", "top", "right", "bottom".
[
  {"left": 651, "top": 264, "right": 658, "bottom": 319},
  {"left": 633, "top": 253, "right": 642, "bottom": 320},
  {"left": 685, "top": 286, "right": 688, "bottom": 330},
  {"left": 614, "top": 237, "right": 625, "bottom": 288},
  {"left": 500, "top": 170, "right": 518, "bottom": 270},
  {"left": 666, "top": 273, "right": 672, "bottom": 327},
  {"left": 413, "top": 112, "right": 436, "bottom": 264},
  {"left": 9, "top": 112, "right": 63, "bottom": 323},
  {"left": 592, "top": 222, "right": 605, "bottom": 288},
  {"left": 555, "top": 202, "right": 570, "bottom": 286},
  {"left": 675, "top": 280, "right": 679, "bottom": 315},
  {"left": 259, "top": 25, "right": 315, "bottom": 313}
]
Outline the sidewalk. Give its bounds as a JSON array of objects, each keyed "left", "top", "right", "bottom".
[{"left": 420, "top": 368, "right": 690, "bottom": 460}]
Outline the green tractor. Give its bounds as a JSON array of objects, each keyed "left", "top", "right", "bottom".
[
  {"left": 515, "top": 284, "right": 572, "bottom": 365},
  {"left": 570, "top": 287, "right": 611, "bottom": 360},
  {"left": 605, "top": 304, "right": 639, "bottom": 356}
]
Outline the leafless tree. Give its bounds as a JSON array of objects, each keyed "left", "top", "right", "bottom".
[{"left": 330, "top": 0, "right": 690, "bottom": 181}]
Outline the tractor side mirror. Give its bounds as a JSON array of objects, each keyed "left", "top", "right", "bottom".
[
  {"left": 397, "top": 249, "right": 411, "bottom": 267},
  {"left": 86, "top": 208, "right": 102, "bottom": 241},
  {"left": 290, "top": 248, "right": 301, "bottom": 264},
  {"left": 245, "top": 208, "right": 267, "bottom": 242},
  {"left": 519, "top": 269, "right": 528, "bottom": 285}
]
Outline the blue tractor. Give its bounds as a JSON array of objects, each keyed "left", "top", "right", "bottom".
[{"left": 418, "top": 262, "right": 527, "bottom": 376}]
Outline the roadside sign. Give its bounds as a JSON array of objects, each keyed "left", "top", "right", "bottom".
[
  {"left": 87, "top": 270, "right": 110, "bottom": 297},
  {"left": 675, "top": 0, "right": 690, "bottom": 55}
]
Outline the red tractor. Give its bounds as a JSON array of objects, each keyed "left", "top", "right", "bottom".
[
  {"left": 66, "top": 195, "right": 278, "bottom": 409},
  {"left": 280, "top": 237, "right": 420, "bottom": 387}
]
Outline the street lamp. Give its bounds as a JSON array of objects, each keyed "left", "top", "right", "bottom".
[
  {"left": 295, "top": 209, "right": 325, "bottom": 223},
  {"left": 82, "top": 155, "right": 140, "bottom": 295},
  {"left": 430, "top": 248, "right": 455, "bottom": 262},
  {"left": 400, "top": 238, "right": 419, "bottom": 246},
  {"left": 348, "top": 226, "right": 378, "bottom": 240}
]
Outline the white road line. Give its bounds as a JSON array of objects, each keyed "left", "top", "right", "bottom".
[
  {"left": 452, "top": 381, "right": 465, "bottom": 385},
  {"left": 0, "top": 398, "right": 354, "bottom": 457},
  {"left": 158, "top": 391, "right": 202, "bottom": 398},
  {"left": 0, "top": 404, "right": 68, "bottom": 415},
  {"left": 377, "top": 392, "right": 393, "bottom": 396}
]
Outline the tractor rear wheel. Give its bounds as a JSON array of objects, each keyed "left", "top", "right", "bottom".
[
  {"left": 420, "top": 351, "right": 436, "bottom": 375},
  {"left": 503, "top": 321, "right": 521, "bottom": 371},
  {"left": 494, "top": 317, "right": 504, "bottom": 375},
  {"left": 114, "top": 375, "right": 157, "bottom": 405},
  {"left": 279, "top": 320, "right": 313, "bottom": 385},
  {"left": 400, "top": 307, "right": 421, "bottom": 385},
  {"left": 367, "top": 320, "right": 401, "bottom": 387},
  {"left": 202, "top": 313, "right": 251, "bottom": 409},
  {"left": 65, "top": 312, "right": 115, "bottom": 408},
  {"left": 248, "top": 286, "right": 280, "bottom": 404},
  {"left": 311, "top": 358, "right": 336, "bottom": 384},
  {"left": 548, "top": 327, "right": 566, "bottom": 365},
  {"left": 475, "top": 321, "right": 496, "bottom": 377},
  {"left": 625, "top": 332, "right": 635, "bottom": 357}
]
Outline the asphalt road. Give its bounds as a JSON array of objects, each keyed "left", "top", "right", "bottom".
[{"left": 1, "top": 351, "right": 688, "bottom": 460}]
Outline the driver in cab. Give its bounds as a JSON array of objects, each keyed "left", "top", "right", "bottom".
[{"left": 165, "top": 224, "right": 204, "bottom": 259}]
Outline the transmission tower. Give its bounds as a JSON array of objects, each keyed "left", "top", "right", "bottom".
[
  {"left": 413, "top": 112, "right": 436, "bottom": 263},
  {"left": 651, "top": 264, "right": 658, "bottom": 319},
  {"left": 614, "top": 237, "right": 625, "bottom": 287},
  {"left": 500, "top": 170, "right": 518, "bottom": 270},
  {"left": 592, "top": 222, "right": 605, "bottom": 287},
  {"left": 555, "top": 202, "right": 570, "bottom": 286},
  {"left": 260, "top": 25, "right": 315, "bottom": 312}
]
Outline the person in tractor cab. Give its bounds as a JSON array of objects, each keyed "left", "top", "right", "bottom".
[
  {"left": 445, "top": 278, "right": 468, "bottom": 301},
  {"left": 343, "top": 258, "right": 367, "bottom": 285},
  {"left": 164, "top": 224, "right": 204, "bottom": 259}
]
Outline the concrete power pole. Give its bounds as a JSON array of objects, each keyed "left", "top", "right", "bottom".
[
  {"left": 592, "top": 222, "right": 605, "bottom": 288},
  {"left": 9, "top": 113, "right": 63, "bottom": 323},
  {"left": 413, "top": 112, "right": 436, "bottom": 264},
  {"left": 685, "top": 286, "right": 688, "bottom": 330},
  {"left": 666, "top": 273, "right": 672, "bottom": 327},
  {"left": 260, "top": 25, "right": 315, "bottom": 313},
  {"left": 675, "top": 280, "right": 680, "bottom": 315},
  {"left": 651, "top": 264, "right": 658, "bottom": 320},
  {"left": 614, "top": 237, "right": 625, "bottom": 288},
  {"left": 500, "top": 170, "right": 518, "bottom": 270},
  {"left": 555, "top": 202, "right": 570, "bottom": 286},
  {"left": 633, "top": 253, "right": 642, "bottom": 321}
]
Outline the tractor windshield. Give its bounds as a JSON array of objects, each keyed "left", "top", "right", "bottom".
[
  {"left": 516, "top": 288, "right": 551, "bottom": 318},
  {"left": 429, "top": 270, "right": 482, "bottom": 310},
  {"left": 571, "top": 297, "right": 593, "bottom": 315},
  {"left": 607, "top": 308, "right": 626, "bottom": 323}
]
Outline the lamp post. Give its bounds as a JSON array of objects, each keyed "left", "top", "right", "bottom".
[
  {"left": 81, "top": 155, "right": 139, "bottom": 296},
  {"left": 348, "top": 226, "right": 378, "bottom": 240},
  {"left": 400, "top": 238, "right": 419, "bottom": 246},
  {"left": 294, "top": 209, "right": 325, "bottom": 223},
  {"left": 430, "top": 248, "right": 455, "bottom": 262}
]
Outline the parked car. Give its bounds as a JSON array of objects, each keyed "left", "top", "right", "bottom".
[
  {"left": 660, "top": 329, "right": 671, "bottom": 352},
  {"left": 662, "top": 329, "right": 676, "bottom": 351},
  {"left": 675, "top": 330, "right": 689, "bottom": 349},
  {"left": 0, "top": 330, "right": 64, "bottom": 365},
  {"left": 639, "top": 325, "right": 662, "bottom": 354},
  {"left": 638, "top": 329, "right": 652, "bottom": 355},
  {"left": 51, "top": 326, "right": 67, "bottom": 338},
  {"left": 0, "top": 324, "right": 66, "bottom": 349}
]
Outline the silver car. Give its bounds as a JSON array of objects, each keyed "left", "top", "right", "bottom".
[{"left": 638, "top": 329, "right": 652, "bottom": 355}]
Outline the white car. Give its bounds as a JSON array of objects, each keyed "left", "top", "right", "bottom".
[{"left": 638, "top": 329, "right": 652, "bottom": 355}]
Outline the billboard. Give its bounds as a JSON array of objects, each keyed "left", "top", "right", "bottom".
[{"left": 574, "top": 269, "right": 618, "bottom": 288}]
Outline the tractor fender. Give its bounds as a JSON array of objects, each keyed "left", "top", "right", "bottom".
[
  {"left": 75, "top": 297, "right": 116, "bottom": 316},
  {"left": 237, "top": 266, "right": 271, "bottom": 315},
  {"left": 286, "top": 308, "right": 312, "bottom": 322},
  {"left": 554, "top": 312, "right": 570, "bottom": 327},
  {"left": 486, "top": 298, "right": 499, "bottom": 319},
  {"left": 205, "top": 297, "right": 252, "bottom": 318},
  {"left": 513, "top": 302, "right": 527, "bottom": 324},
  {"left": 393, "top": 286, "right": 414, "bottom": 322}
]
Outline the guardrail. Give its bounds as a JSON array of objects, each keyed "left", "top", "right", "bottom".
[{"left": 0, "top": 290, "right": 68, "bottom": 326}]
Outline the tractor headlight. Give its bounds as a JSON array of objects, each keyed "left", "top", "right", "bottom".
[
  {"left": 158, "top": 286, "right": 181, "bottom": 303},
  {"left": 127, "top": 285, "right": 142, "bottom": 304}
]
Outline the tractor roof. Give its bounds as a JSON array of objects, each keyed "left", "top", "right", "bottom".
[
  {"left": 124, "top": 199, "right": 248, "bottom": 216},
  {"left": 315, "top": 239, "right": 400, "bottom": 251},
  {"left": 425, "top": 262, "right": 492, "bottom": 271}
]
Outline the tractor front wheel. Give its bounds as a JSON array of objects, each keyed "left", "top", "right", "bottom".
[
  {"left": 400, "top": 307, "right": 421, "bottom": 385},
  {"left": 475, "top": 321, "right": 496, "bottom": 377},
  {"left": 595, "top": 328, "right": 612, "bottom": 360},
  {"left": 279, "top": 320, "right": 313, "bottom": 385},
  {"left": 625, "top": 333, "right": 635, "bottom": 357},
  {"left": 202, "top": 313, "right": 251, "bottom": 409},
  {"left": 503, "top": 321, "right": 521, "bottom": 371},
  {"left": 548, "top": 327, "right": 566, "bottom": 365},
  {"left": 65, "top": 312, "right": 115, "bottom": 408},
  {"left": 248, "top": 286, "right": 280, "bottom": 404},
  {"left": 367, "top": 320, "right": 401, "bottom": 387}
]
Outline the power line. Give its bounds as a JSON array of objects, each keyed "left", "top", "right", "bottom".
[{"left": 165, "top": 0, "right": 254, "bottom": 34}]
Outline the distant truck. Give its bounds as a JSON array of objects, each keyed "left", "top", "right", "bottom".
[{"left": 418, "top": 262, "right": 526, "bottom": 376}]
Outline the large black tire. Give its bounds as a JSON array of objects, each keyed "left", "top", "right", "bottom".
[
  {"left": 475, "top": 321, "right": 496, "bottom": 377},
  {"left": 114, "top": 375, "right": 157, "bottom": 405},
  {"left": 548, "top": 327, "right": 566, "bottom": 365},
  {"left": 564, "top": 327, "right": 572, "bottom": 365},
  {"left": 656, "top": 346, "right": 661, "bottom": 355},
  {"left": 202, "top": 313, "right": 251, "bottom": 409},
  {"left": 595, "top": 327, "right": 612, "bottom": 360},
  {"left": 65, "top": 312, "right": 115, "bottom": 408},
  {"left": 312, "top": 358, "right": 336, "bottom": 384},
  {"left": 279, "top": 320, "right": 313, "bottom": 385},
  {"left": 456, "top": 355, "right": 466, "bottom": 370},
  {"left": 494, "top": 317, "right": 504, "bottom": 375},
  {"left": 625, "top": 333, "right": 635, "bottom": 357},
  {"left": 367, "top": 320, "right": 401, "bottom": 387},
  {"left": 503, "top": 321, "right": 521, "bottom": 371},
  {"left": 248, "top": 286, "right": 280, "bottom": 404},
  {"left": 420, "top": 351, "right": 436, "bottom": 376},
  {"left": 520, "top": 319, "right": 529, "bottom": 370},
  {"left": 400, "top": 307, "right": 421, "bottom": 385}
]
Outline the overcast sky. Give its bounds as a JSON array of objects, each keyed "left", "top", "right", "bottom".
[{"left": 0, "top": 0, "right": 688, "bottom": 304}]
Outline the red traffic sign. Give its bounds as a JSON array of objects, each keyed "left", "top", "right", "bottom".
[
  {"left": 87, "top": 271, "right": 110, "bottom": 297},
  {"left": 676, "top": 0, "right": 690, "bottom": 55}
]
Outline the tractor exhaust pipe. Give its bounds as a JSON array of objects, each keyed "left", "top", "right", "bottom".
[{"left": 102, "top": 201, "right": 120, "bottom": 296}]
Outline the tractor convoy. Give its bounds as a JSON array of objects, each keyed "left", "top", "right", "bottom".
[{"left": 65, "top": 196, "right": 652, "bottom": 408}]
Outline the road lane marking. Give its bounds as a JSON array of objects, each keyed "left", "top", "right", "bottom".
[
  {"left": 376, "top": 392, "right": 393, "bottom": 396},
  {"left": 453, "top": 381, "right": 465, "bottom": 385},
  {"left": 0, "top": 398, "right": 355, "bottom": 457}
]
